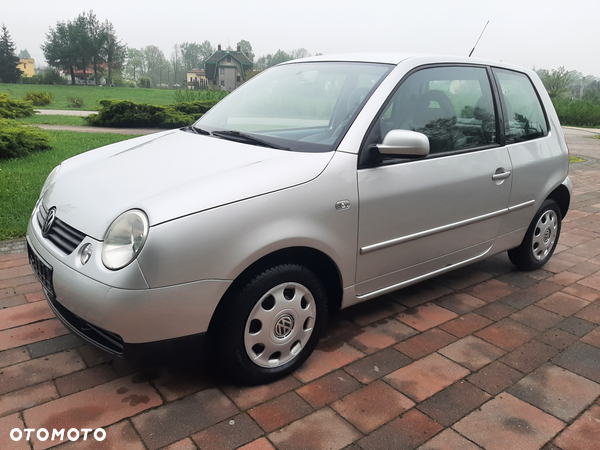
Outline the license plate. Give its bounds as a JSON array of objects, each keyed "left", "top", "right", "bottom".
[{"left": 27, "top": 243, "right": 55, "bottom": 298}]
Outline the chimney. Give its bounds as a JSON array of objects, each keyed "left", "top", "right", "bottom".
[
  {"left": 237, "top": 45, "right": 241, "bottom": 52},
  {"left": 218, "top": 44, "right": 222, "bottom": 51}
]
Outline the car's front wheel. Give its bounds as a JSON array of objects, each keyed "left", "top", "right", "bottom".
[
  {"left": 213, "top": 264, "right": 328, "bottom": 385},
  {"left": 508, "top": 199, "right": 561, "bottom": 271}
]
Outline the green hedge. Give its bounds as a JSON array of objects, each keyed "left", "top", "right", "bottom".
[
  {"left": 0, "top": 93, "right": 35, "bottom": 119},
  {"left": 0, "top": 119, "right": 51, "bottom": 160},
  {"left": 23, "top": 91, "right": 55, "bottom": 106},
  {"left": 84, "top": 99, "right": 219, "bottom": 128},
  {"left": 553, "top": 99, "right": 600, "bottom": 127}
]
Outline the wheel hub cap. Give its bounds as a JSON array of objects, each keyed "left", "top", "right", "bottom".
[{"left": 274, "top": 314, "right": 294, "bottom": 338}]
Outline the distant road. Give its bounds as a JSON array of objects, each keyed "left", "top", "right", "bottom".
[{"left": 35, "top": 109, "right": 97, "bottom": 116}]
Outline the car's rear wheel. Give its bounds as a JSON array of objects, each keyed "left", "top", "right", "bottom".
[
  {"left": 213, "top": 264, "right": 327, "bottom": 385},
  {"left": 508, "top": 199, "right": 561, "bottom": 271}
]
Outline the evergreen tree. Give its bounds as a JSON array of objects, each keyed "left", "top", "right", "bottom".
[{"left": 0, "top": 24, "right": 22, "bottom": 83}]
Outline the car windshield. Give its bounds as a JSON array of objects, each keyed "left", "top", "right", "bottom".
[{"left": 196, "top": 61, "right": 393, "bottom": 152}]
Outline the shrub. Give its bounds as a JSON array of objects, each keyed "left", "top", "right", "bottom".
[
  {"left": 23, "top": 91, "right": 55, "bottom": 106},
  {"left": 21, "top": 76, "right": 41, "bottom": 85},
  {"left": 85, "top": 99, "right": 195, "bottom": 128},
  {"left": 137, "top": 77, "right": 151, "bottom": 88},
  {"left": 68, "top": 96, "right": 85, "bottom": 108},
  {"left": 0, "top": 118, "right": 51, "bottom": 160},
  {"left": 39, "top": 68, "right": 65, "bottom": 85},
  {"left": 172, "top": 100, "right": 220, "bottom": 115},
  {"left": 0, "top": 93, "right": 35, "bottom": 118},
  {"left": 553, "top": 99, "right": 600, "bottom": 127}
]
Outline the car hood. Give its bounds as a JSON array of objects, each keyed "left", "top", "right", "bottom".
[{"left": 42, "top": 130, "right": 334, "bottom": 240}]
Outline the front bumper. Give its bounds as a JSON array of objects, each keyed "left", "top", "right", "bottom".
[{"left": 27, "top": 214, "right": 232, "bottom": 352}]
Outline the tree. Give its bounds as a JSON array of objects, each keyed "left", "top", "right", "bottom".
[
  {"left": 290, "top": 48, "right": 310, "bottom": 60},
  {"left": 0, "top": 24, "right": 22, "bottom": 83},
  {"left": 198, "top": 40, "right": 214, "bottom": 68},
  {"left": 126, "top": 48, "right": 144, "bottom": 80},
  {"left": 538, "top": 66, "right": 574, "bottom": 99},
  {"left": 18, "top": 49, "right": 30, "bottom": 59},
  {"left": 142, "top": 45, "right": 166, "bottom": 86},
  {"left": 42, "top": 20, "right": 79, "bottom": 85},
  {"left": 103, "top": 20, "right": 127, "bottom": 85},
  {"left": 236, "top": 40, "right": 254, "bottom": 62},
  {"left": 180, "top": 42, "right": 202, "bottom": 71}
]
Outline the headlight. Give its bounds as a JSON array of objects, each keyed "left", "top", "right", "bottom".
[
  {"left": 101, "top": 210, "right": 149, "bottom": 270},
  {"left": 40, "top": 165, "right": 61, "bottom": 198}
]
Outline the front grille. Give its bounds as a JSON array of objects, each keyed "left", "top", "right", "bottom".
[
  {"left": 37, "top": 203, "right": 86, "bottom": 255},
  {"left": 28, "top": 242, "right": 55, "bottom": 298},
  {"left": 47, "top": 294, "right": 125, "bottom": 355}
]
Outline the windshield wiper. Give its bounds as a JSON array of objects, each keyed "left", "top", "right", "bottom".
[
  {"left": 182, "top": 125, "right": 211, "bottom": 135},
  {"left": 212, "top": 130, "right": 290, "bottom": 150}
]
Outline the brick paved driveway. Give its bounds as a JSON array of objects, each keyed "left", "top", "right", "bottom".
[{"left": 1, "top": 128, "right": 599, "bottom": 450}]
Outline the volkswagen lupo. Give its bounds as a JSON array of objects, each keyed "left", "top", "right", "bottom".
[{"left": 27, "top": 53, "right": 572, "bottom": 384}]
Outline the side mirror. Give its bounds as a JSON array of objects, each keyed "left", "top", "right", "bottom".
[{"left": 376, "top": 129, "right": 429, "bottom": 158}]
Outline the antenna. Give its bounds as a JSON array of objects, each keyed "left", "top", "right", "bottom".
[{"left": 469, "top": 21, "right": 489, "bottom": 57}]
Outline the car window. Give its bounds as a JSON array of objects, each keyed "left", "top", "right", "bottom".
[
  {"left": 493, "top": 68, "right": 548, "bottom": 144},
  {"left": 374, "top": 66, "right": 498, "bottom": 155}
]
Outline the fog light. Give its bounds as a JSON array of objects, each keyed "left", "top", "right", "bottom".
[{"left": 80, "top": 243, "right": 93, "bottom": 265}]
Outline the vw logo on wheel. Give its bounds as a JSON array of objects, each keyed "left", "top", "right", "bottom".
[
  {"left": 42, "top": 207, "right": 57, "bottom": 237},
  {"left": 274, "top": 314, "right": 294, "bottom": 338}
]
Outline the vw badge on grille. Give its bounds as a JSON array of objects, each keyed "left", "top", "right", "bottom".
[
  {"left": 274, "top": 314, "right": 294, "bottom": 338},
  {"left": 42, "top": 207, "right": 57, "bottom": 237}
]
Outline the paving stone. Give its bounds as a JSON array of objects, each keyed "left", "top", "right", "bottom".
[
  {"left": 434, "top": 292, "right": 487, "bottom": 315},
  {"left": 500, "top": 340, "right": 559, "bottom": 373},
  {"left": 0, "top": 294, "right": 27, "bottom": 308},
  {"left": 500, "top": 281, "right": 562, "bottom": 309},
  {"left": 463, "top": 279, "right": 521, "bottom": 302},
  {"left": 191, "top": 413, "right": 262, "bottom": 450},
  {"left": 345, "top": 318, "right": 417, "bottom": 354},
  {"left": 475, "top": 302, "right": 517, "bottom": 321},
  {"left": 567, "top": 261, "right": 600, "bottom": 276},
  {"left": 0, "top": 350, "right": 85, "bottom": 395},
  {"left": 574, "top": 302, "right": 600, "bottom": 324},
  {"left": 475, "top": 318, "right": 538, "bottom": 351},
  {"left": 546, "top": 271, "right": 584, "bottom": 287},
  {"left": 77, "top": 344, "right": 114, "bottom": 367},
  {"left": 581, "top": 327, "right": 600, "bottom": 348},
  {"left": 150, "top": 367, "right": 214, "bottom": 402},
  {"left": 25, "top": 291, "right": 45, "bottom": 303},
  {"left": 331, "top": 380, "right": 414, "bottom": 433},
  {"left": 553, "top": 343, "right": 600, "bottom": 383},
  {"left": 553, "top": 404, "right": 600, "bottom": 450},
  {"left": 508, "top": 364, "right": 600, "bottom": 422},
  {"left": 0, "top": 274, "right": 37, "bottom": 290},
  {"left": 384, "top": 353, "right": 470, "bottom": 402},
  {"left": 416, "top": 428, "right": 481, "bottom": 450},
  {"left": 132, "top": 387, "right": 238, "bottom": 450},
  {"left": 0, "top": 346, "right": 29, "bottom": 368},
  {"left": 248, "top": 392, "right": 313, "bottom": 432},
  {"left": 538, "top": 328, "right": 580, "bottom": 350},
  {"left": 467, "top": 361, "right": 524, "bottom": 395},
  {"left": 296, "top": 370, "right": 361, "bottom": 408},
  {"left": 387, "top": 281, "right": 454, "bottom": 308},
  {"left": 577, "top": 274, "right": 600, "bottom": 291},
  {"left": 0, "top": 413, "right": 30, "bottom": 450},
  {"left": 343, "top": 347, "right": 412, "bottom": 384},
  {"left": 358, "top": 409, "right": 443, "bottom": 450},
  {"left": 0, "top": 318, "right": 69, "bottom": 351},
  {"left": 340, "top": 296, "right": 406, "bottom": 326},
  {"left": 55, "top": 364, "right": 120, "bottom": 396},
  {"left": 555, "top": 316, "right": 596, "bottom": 336},
  {"left": 54, "top": 419, "right": 147, "bottom": 450},
  {"left": 222, "top": 375, "right": 301, "bottom": 410},
  {"left": 510, "top": 305, "right": 564, "bottom": 332},
  {"left": 453, "top": 393, "right": 564, "bottom": 450},
  {"left": 536, "top": 291, "right": 590, "bottom": 317},
  {"left": 394, "top": 328, "right": 457, "bottom": 359},
  {"left": 25, "top": 374, "right": 163, "bottom": 449},
  {"left": 0, "top": 301, "right": 55, "bottom": 331},
  {"left": 161, "top": 438, "right": 198, "bottom": 450},
  {"left": 396, "top": 303, "right": 457, "bottom": 331},
  {"left": 27, "top": 333, "right": 85, "bottom": 359},
  {"left": 417, "top": 380, "right": 491, "bottom": 426},
  {"left": 293, "top": 340, "right": 364, "bottom": 383},
  {"left": 238, "top": 437, "right": 276, "bottom": 450},
  {"left": 439, "top": 335, "right": 505, "bottom": 371},
  {"left": 0, "top": 264, "right": 34, "bottom": 281},
  {"left": 562, "top": 282, "right": 600, "bottom": 301},
  {"left": 268, "top": 408, "right": 360, "bottom": 450},
  {"left": 439, "top": 313, "right": 492, "bottom": 337},
  {"left": 0, "top": 381, "right": 58, "bottom": 418}
]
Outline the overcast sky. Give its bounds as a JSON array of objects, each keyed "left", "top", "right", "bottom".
[{"left": 4, "top": 0, "right": 598, "bottom": 77}]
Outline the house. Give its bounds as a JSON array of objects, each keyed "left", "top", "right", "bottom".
[
  {"left": 186, "top": 69, "right": 207, "bottom": 89},
  {"left": 205, "top": 44, "right": 253, "bottom": 91},
  {"left": 63, "top": 63, "right": 108, "bottom": 85},
  {"left": 17, "top": 58, "right": 35, "bottom": 77}
]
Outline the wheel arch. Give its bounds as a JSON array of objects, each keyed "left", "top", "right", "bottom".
[
  {"left": 207, "top": 246, "right": 344, "bottom": 336},
  {"left": 547, "top": 183, "right": 570, "bottom": 219}
]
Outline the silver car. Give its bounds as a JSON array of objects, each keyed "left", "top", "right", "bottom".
[{"left": 27, "top": 53, "right": 572, "bottom": 384}]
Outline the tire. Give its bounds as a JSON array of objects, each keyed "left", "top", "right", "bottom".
[
  {"left": 212, "top": 264, "right": 328, "bottom": 385},
  {"left": 508, "top": 199, "right": 561, "bottom": 271}
]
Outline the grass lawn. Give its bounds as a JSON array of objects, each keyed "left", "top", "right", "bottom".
[
  {"left": 0, "top": 131, "right": 139, "bottom": 241},
  {"left": 16, "top": 115, "right": 87, "bottom": 126},
  {"left": 0, "top": 83, "right": 226, "bottom": 110}
]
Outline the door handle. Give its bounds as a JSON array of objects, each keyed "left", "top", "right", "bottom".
[{"left": 492, "top": 169, "right": 511, "bottom": 181}]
